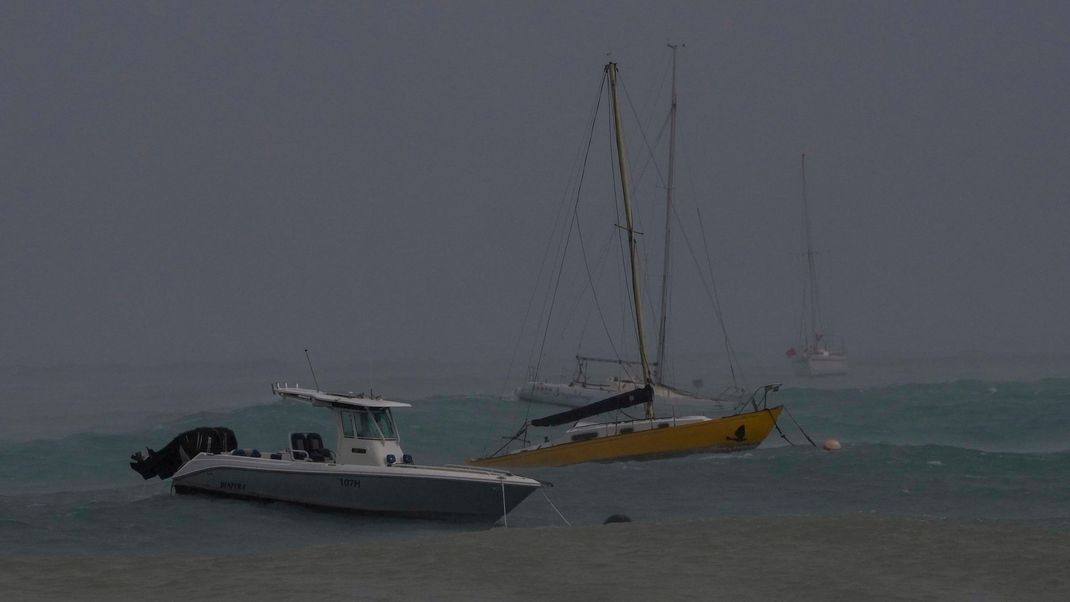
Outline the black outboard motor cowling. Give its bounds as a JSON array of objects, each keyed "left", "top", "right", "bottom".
[{"left": 130, "top": 427, "right": 237, "bottom": 480}]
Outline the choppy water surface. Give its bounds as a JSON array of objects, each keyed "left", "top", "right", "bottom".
[{"left": 1, "top": 357, "right": 1068, "bottom": 557}]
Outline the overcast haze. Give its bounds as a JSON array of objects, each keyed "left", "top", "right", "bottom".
[{"left": 2, "top": 1, "right": 1069, "bottom": 370}]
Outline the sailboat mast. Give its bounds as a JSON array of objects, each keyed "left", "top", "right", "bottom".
[
  {"left": 606, "top": 63, "right": 654, "bottom": 404},
  {"left": 801, "top": 153, "right": 822, "bottom": 346},
  {"left": 655, "top": 44, "right": 679, "bottom": 385}
]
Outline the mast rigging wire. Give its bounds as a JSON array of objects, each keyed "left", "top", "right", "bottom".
[
  {"left": 618, "top": 74, "right": 667, "bottom": 356},
  {"left": 527, "top": 72, "right": 609, "bottom": 421},
  {"left": 696, "top": 209, "right": 742, "bottom": 389},
  {"left": 679, "top": 131, "right": 748, "bottom": 391},
  {"left": 485, "top": 73, "right": 609, "bottom": 455}
]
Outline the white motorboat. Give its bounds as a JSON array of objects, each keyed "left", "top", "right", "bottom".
[{"left": 131, "top": 384, "right": 540, "bottom": 521}]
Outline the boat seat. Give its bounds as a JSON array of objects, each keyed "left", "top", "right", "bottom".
[
  {"left": 306, "top": 432, "right": 334, "bottom": 462},
  {"left": 289, "top": 433, "right": 311, "bottom": 461},
  {"left": 290, "top": 433, "right": 308, "bottom": 452}
]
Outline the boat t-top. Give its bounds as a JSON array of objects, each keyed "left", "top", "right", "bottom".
[{"left": 130, "top": 384, "right": 540, "bottom": 521}]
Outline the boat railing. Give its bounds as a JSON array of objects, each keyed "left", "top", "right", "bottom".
[
  {"left": 442, "top": 463, "right": 519, "bottom": 476},
  {"left": 443, "top": 464, "right": 553, "bottom": 486},
  {"left": 389, "top": 462, "right": 532, "bottom": 480},
  {"left": 741, "top": 383, "right": 781, "bottom": 413}
]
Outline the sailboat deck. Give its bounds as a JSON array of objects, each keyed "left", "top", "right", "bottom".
[
  {"left": 470, "top": 407, "right": 782, "bottom": 468},
  {"left": 564, "top": 415, "right": 711, "bottom": 441}
]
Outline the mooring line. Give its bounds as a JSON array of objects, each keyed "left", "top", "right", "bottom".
[
  {"left": 783, "top": 405, "right": 818, "bottom": 447},
  {"left": 541, "top": 489, "right": 572, "bottom": 527},
  {"left": 500, "top": 478, "right": 509, "bottom": 528}
]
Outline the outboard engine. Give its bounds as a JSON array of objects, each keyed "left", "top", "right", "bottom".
[{"left": 130, "top": 427, "right": 237, "bottom": 480}]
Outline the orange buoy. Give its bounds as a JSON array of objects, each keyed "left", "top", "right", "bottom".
[{"left": 822, "top": 439, "right": 841, "bottom": 451}]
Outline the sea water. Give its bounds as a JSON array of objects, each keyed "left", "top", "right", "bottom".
[{"left": 0, "top": 355, "right": 1067, "bottom": 568}]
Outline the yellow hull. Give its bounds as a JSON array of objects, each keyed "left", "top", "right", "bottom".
[{"left": 468, "top": 406, "right": 783, "bottom": 468}]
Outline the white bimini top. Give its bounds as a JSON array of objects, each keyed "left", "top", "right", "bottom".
[{"left": 271, "top": 384, "right": 412, "bottom": 409}]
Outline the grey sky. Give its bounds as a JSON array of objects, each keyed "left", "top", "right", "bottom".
[{"left": 2, "top": 1, "right": 1068, "bottom": 369}]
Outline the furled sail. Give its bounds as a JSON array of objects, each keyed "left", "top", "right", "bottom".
[{"left": 531, "top": 385, "right": 654, "bottom": 427}]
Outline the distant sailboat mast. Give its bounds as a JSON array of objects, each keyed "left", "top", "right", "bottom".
[
  {"left": 790, "top": 153, "right": 847, "bottom": 376},
  {"left": 801, "top": 152, "right": 823, "bottom": 348},
  {"left": 654, "top": 44, "right": 680, "bottom": 385},
  {"left": 607, "top": 62, "right": 654, "bottom": 418}
]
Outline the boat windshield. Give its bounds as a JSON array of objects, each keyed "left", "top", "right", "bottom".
[
  {"left": 352, "top": 408, "right": 397, "bottom": 440},
  {"left": 372, "top": 408, "right": 397, "bottom": 439}
]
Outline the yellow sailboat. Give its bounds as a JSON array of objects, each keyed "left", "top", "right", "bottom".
[
  {"left": 470, "top": 58, "right": 783, "bottom": 469},
  {"left": 470, "top": 396, "right": 783, "bottom": 469}
]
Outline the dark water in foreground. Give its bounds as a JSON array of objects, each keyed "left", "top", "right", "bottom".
[{"left": 5, "top": 516, "right": 1069, "bottom": 601}]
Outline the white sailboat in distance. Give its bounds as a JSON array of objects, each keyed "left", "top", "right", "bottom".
[{"left": 786, "top": 153, "right": 848, "bottom": 377}]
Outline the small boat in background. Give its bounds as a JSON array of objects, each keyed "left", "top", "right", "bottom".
[
  {"left": 787, "top": 338, "right": 848, "bottom": 377},
  {"left": 131, "top": 384, "right": 540, "bottom": 521},
  {"left": 788, "top": 153, "right": 848, "bottom": 377},
  {"left": 517, "top": 355, "right": 733, "bottom": 415}
]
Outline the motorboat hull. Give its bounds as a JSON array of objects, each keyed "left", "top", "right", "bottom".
[
  {"left": 172, "top": 454, "right": 539, "bottom": 520},
  {"left": 469, "top": 406, "right": 783, "bottom": 468}
]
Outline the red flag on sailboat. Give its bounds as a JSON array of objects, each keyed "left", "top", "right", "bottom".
[{"left": 785, "top": 347, "right": 797, "bottom": 358}]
